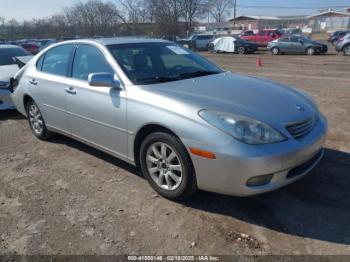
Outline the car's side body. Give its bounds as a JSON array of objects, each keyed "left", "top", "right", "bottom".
[
  {"left": 268, "top": 35, "right": 328, "bottom": 55},
  {"left": 11, "top": 38, "right": 327, "bottom": 197}
]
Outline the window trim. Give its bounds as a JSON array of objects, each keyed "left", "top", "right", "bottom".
[
  {"left": 70, "top": 43, "right": 116, "bottom": 83},
  {"left": 37, "top": 44, "right": 77, "bottom": 78}
]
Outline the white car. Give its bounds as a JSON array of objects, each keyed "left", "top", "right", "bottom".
[{"left": 0, "top": 45, "right": 32, "bottom": 110}]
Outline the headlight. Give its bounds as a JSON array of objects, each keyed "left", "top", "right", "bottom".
[{"left": 199, "top": 110, "right": 286, "bottom": 145}]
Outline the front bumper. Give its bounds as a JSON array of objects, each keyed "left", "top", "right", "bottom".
[
  {"left": 188, "top": 114, "right": 327, "bottom": 196},
  {"left": 0, "top": 88, "right": 15, "bottom": 110}
]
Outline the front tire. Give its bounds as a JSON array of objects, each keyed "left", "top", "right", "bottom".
[
  {"left": 306, "top": 47, "right": 315, "bottom": 56},
  {"left": 271, "top": 47, "right": 280, "bottom": 55},
  {"left": 139, "top": 132, "right": 197, "bottom": 200},
  {"left": 343, "top": 44, "right": 350, "bottom": 56},
  {"left": 26, "top": 100, "right": 52, "bottom": 140}
]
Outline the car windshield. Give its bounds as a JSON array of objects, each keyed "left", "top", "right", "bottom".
[
  {"left": 0, "top": 47, "right": 31, "bottom": 66},
  {"left": 108, "top": 43, "right": 222, "bottom": 85}
]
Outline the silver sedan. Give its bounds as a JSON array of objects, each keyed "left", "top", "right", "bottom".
[{"left": 10, "top": 38, "right": 327, "bottom": 200}]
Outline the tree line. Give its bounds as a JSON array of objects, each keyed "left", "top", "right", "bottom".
[{"left": 0, "top": 0, "right": 234, "bottom": 40}]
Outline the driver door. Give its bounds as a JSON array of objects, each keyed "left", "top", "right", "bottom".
[{"left": 64, "top": 44, "right": 128, "bottom": 160}]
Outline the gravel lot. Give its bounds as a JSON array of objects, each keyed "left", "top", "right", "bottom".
[{"left": 1, "top": 47, "right": 350, "bottom": 256}]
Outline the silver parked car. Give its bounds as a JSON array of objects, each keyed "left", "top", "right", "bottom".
[
  {"left": 335, "top": 31, "right": 350, "bottom": 56},
  {"left": 10, "top": 38, "right": 327, "bottom": 200},
  {"left": 0, "top": 45, "right": 32, "bottom": 110}
]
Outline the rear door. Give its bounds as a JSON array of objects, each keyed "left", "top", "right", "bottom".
[
  {"left": 29, "top": 44, "right": 75, "bottom": 133},
  {"left": 64, "top": 44, "right": 128, "bottom": 159}
]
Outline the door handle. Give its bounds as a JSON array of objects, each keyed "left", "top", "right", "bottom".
[
  {"left": 29, "top": 79, "right": 38, "bottom": 85},
  {"left": 65, "top": 87, "right": 76, "bottom": 95}
]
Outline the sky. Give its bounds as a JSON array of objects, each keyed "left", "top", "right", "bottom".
[{"left": 1, "top": 0, "right": 350, "bottom": 21}]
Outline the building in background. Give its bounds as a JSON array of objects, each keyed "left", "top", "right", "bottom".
[
  {"left": 307, "top": 9, "right": 350, "bottom": 32},
  {"left": 229, "top": 15, "right": 309, "bottom": 32}
]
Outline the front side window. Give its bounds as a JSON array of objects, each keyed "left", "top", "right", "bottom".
[
  {"left": 72, "top": 44, "right": 114, "bottom": 81},
  {"left": 41, "top": 45, "right": 74, "bottom": 76},
  {"left": 0, "top": 47, "right": 31, "bottom": 66},
  {"left": 108, "top": 43, "right": 222, "bottom": 85}
]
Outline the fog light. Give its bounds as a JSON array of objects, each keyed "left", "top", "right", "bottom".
[{"left": 246, "top": 174, "right": 273, "bottom": 187}]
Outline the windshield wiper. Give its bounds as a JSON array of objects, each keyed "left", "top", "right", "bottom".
[
  {"left": 179, "top": 70, "right": 220, "bottom": 79},
  {"left": 136, "top": 75, "right": 180, "bottom": 84}
]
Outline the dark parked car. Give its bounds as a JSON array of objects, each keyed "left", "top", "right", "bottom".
[
  {"left": 328, "top": 31, "right": 346, "bottom": 45},
  {"left": 335, "top": 32, "right": 350, "bottom": 56},
  {"left": 208, "top": 37, "right": 258, "bottom": 54},
  {"left": 21, "top": 43, "right": 40, "bottom": 55},
  {"left": 267, "top": 35, "right": 328, "bottom": 55}
]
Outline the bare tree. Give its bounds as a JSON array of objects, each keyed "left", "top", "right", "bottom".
[
  {"left": 181, "top": 0, "right": 207, "bottom": 34},
  {"left": 64, "top": 0, "right": 122, "bottom": 36},
  {"left": 209, "top": 0, "right": 233, "bottom": 23},
  {"left": 117, "top": 0, "right": 150, "bottom": 23},
  {"left": 148, "top": 0, "right": 183, "bottom": 36}
]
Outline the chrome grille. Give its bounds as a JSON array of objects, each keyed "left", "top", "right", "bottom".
[{"left": 286, "top": 116, "right": 316, "bottom": 139}]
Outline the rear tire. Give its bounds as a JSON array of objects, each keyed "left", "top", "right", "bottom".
[
  {"left": 26, "top": 100, "right": 53, "bottom": 140},
  {"left": 139, "top": 132, "right": 197, "bottom": 200},
  {"left": 271, "top": 47, "right": 280, "bottom": 55}
]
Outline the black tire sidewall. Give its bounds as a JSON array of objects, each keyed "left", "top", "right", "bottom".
[
  {"left": 238, "top": 47, "right": 246, "bottom": 54},
  {"left": 139, "top": 132, "right": 197, "bottom": 200}
]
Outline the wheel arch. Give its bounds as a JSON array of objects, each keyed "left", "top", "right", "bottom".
[
  {"left": 133, "top": 124, "right": 183, "bottom": 168},
  {"left": 23, "top": 94, "right": 34, "bottom": 116}
]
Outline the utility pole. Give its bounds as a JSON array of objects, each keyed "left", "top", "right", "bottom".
[{"left": 233, "top": 0, "right": 237, "bottom": 28}]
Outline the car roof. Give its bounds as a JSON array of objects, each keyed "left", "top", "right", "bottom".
[{"left": 62, "top": 37, "right": 172, "bottom": 46}]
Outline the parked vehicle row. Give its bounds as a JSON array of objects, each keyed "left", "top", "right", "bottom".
[{"left": 5, "top": 38, "right": 327, "bottom": 200}]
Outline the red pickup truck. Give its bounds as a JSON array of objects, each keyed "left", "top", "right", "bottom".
[{"left": 240, "top": 29, "right": 282, "bottom": 47}]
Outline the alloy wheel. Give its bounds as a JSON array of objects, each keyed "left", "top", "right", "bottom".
[
  {"left": 146, "top": 142, "right": 183, "bottom": 191},
  {"left": 28, "top": 103, "right": 44, "bottom": 135}
]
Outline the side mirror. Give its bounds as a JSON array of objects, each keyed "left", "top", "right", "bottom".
[{"left": 88, "top": 73, "right": 121, "bottom": 90}]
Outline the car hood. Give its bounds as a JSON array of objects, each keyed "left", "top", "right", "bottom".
[
  {"left": 144, "top": 72, "right": 316, "bottom": 127},
  {"left": 0, "top": 64, "right": 20, "bottom": 82}
]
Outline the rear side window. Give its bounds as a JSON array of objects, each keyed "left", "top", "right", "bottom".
[
  {"left": 41, "top": 45, "right": 74, "bottom": 77},
  {"left": 290, "top": 36, "right": 299, "bottom": 42},
  {"left": 72, "top": 44, "right": 114, "bottom": 81},
  {"left": 36, "top": 55, "right": 45, "bottom": 70}
]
